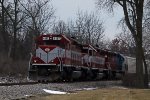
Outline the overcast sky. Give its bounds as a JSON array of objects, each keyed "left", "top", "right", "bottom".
[{"left": 51, "top": 0, "right": 124, "bottom": 40}]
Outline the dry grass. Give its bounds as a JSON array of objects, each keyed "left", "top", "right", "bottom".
[{"left": 28, "top": 88, "right": 150, "bottom": 100}]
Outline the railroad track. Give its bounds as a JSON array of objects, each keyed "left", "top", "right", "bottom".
[
  {"left": 0, "top": 79, "right": 121, "bottom": 86},
  {"left": 0, "top": 81, "right": 38, "bottom": 86}
]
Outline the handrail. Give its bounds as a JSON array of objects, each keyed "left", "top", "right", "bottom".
[
  {"left": 29, "top": 53, "right": 33, "bottom": 69},
  {"left": 57, "top": 49, "right": 63, "bottom": 71},
  {"left": 27, "top": 53, "right": 33, "bottom": 80}
]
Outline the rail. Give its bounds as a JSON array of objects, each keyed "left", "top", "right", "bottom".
[{"left": 0, "top": 81, "right": 38, "bottom": 86}]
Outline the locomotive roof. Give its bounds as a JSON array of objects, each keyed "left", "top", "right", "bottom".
[
  {"left": 35, "top": 34, "right": 122, "bottom": 57},
  {"left": 98, "top": 49, "right": 118, "bottom": 56},
  {"left": 69, "top": 37, "right": 81, "bottom": 45}
]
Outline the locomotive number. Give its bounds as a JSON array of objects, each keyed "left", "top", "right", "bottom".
[
  {"left": 43, "top": 37, "right": 49, "bottom": 40},
  {"left": 53, "top": 37, "right": 62, "bottom": 40}
]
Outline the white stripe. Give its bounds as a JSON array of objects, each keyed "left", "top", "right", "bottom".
[
  {"left": 36, "top": 47, "right": 65, "bottom": 63},
  {"left": 36, "top": 48, "right": 47, "bottom": 63},
  {"left": 48, "top": 47, "right": 65, "bottom": 62}
]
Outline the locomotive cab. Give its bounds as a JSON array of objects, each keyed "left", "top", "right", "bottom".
[
  {"left": 28, "top": 34, "right": 69, "bottom": 81},
  {"left": 81, "top": 45, "right": 105, "bottom": 80}
]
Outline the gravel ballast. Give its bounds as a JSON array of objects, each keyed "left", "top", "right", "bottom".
[{"left": 0, "top": 81, "right": 122, "bottom": 100}]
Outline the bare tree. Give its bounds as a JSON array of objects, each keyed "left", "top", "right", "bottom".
[
  {"left": 52, "top": 20, "right": 66, "bottom": 34},
  {"left": 20, "top": 0, "right": 55, "bottom": 36},
  {"left": 0, "top": 0, "right": 27, "bottom": 60},
  {"left": 75, "top": 11, "right": 105, "bottom": 45},
  {"left": 63, "top": 20, "right": 75, "bottom": 37},
  {"left": 0, "top": 0, "right": 55, "bottom": 60},
  {"left": 96, "top": 0, "right": 148, "bottom": 88},
  {"left": 143, "top": 28, "right": 150, "bottom": 59},
  {"left": 115, "top": 23, "right": 136, "bottom": 56},
  {"left": 143, "top": 0, "right": 150, "bottom": 58},
  {"left": 19, "top": 0, "right": 55, "bottom": 56},
  {"left": 52, "top": 11, "right": 104, "bottom": 46},
  {"left": 0, "top": 0, "right": 9, "bottom": 53}
]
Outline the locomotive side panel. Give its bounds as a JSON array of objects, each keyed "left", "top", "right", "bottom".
[
  {"left": 91, "top": 56, "right": 105, "bottom": 69},
  {"left": 70, "top": 44, "right": 82, "bottom": 67}
]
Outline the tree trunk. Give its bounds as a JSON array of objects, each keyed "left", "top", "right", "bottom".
[
  {"left": 142, "top": 48, "right": 149, "bottom": 88},
  {"left": 135, "top": 0, "right": 146, "bottom": 88},
  {"left": 11, "top": 0, "right": 18, "bottom": 60},
  {"left": 136, "top": 41, "right": 145, "bottom": 88},
  {"left": 1, "top": 0, "right": 9, "bottom": 53},
  {"left": 12, "top": 24, "right": 17, "bottom": 60}
]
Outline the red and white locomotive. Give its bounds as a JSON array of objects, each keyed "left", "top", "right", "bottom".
[{"left": 28, "top": 34, "right": 125, "bottom": 81}]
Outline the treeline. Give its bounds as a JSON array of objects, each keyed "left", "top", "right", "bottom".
[
  {"left": 0, "top": 0, "right": 55, "bottom": 60},
  {"left": 0, "top": 0, "right": 106, "bottom": 61},
  {"left": 0, "top": 0, "right": 105, "bottom": 76},
  {"left": 0, "top": 0, "right": 55, "bottom": 76}
]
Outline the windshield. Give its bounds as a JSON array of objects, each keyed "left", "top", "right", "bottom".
[{"left": 37, "top": 40, "right": 65, "bottom": 48}]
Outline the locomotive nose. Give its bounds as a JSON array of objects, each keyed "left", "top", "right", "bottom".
[
  {"left": 35, "top": 45, "right": 63, "bottom": 64},
  {"left": 39, "top": 45, "right": 55, "bottom": 53}
]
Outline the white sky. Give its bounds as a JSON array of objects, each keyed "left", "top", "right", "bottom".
[{"left": 51, "top": 0, "right": 124, "bottom": 40}]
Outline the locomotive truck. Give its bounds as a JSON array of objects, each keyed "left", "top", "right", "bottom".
[{"left": 28, "top": 34, "right": 126, "bottom": 82}]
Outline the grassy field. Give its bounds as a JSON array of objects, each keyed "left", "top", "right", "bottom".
[{"left": 28, "top": 88, "right": 150, "bottom": 100}]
